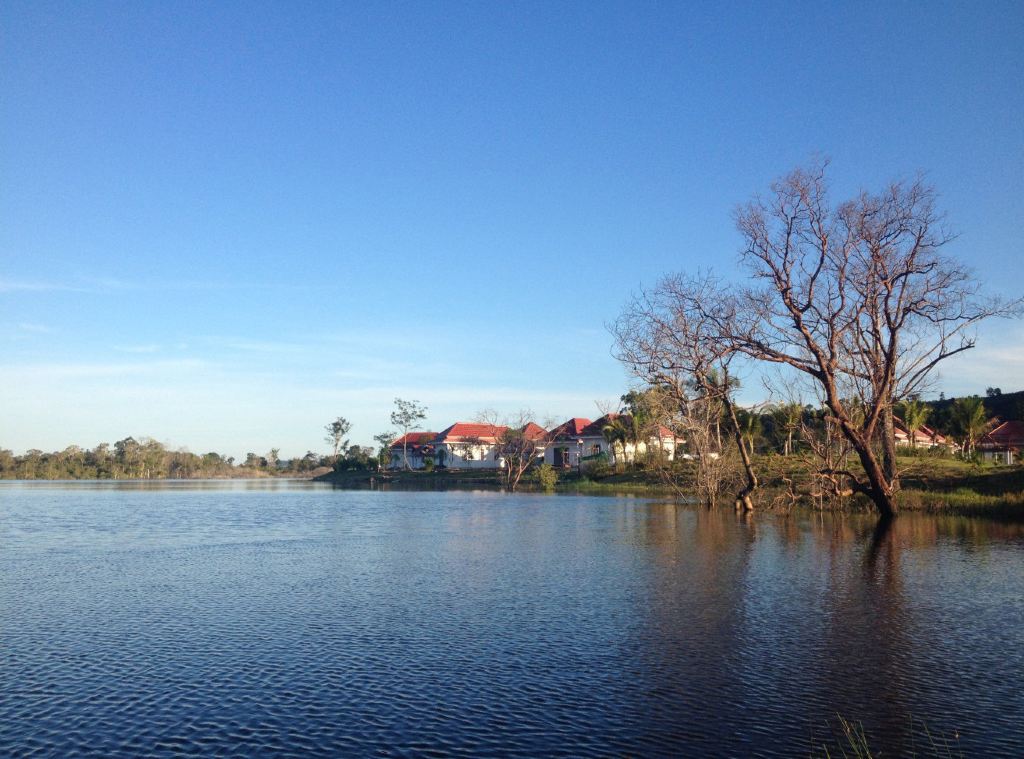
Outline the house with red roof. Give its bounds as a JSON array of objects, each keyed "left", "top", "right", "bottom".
[
  {"left": 433, "top": 422, "right": 511, "bottom": 469},
  {"left": 543, "top": 417, "right": 592, "bottom": 468},
  {"left": 544, "top": 414, "right": 684, "bottom": 468},
  {"left": 893, "top": 418, "right": 951, "bottom": 450},
  {"left": 978, "top": 421, "right": 1024, "bottom": 465},
  {"left": 388, "top": 432, "right": 438, "bottom": 470}
]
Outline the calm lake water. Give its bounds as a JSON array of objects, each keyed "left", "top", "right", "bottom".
[{"left": 1, "top": 481, "right": 1022, "bottom": 757}]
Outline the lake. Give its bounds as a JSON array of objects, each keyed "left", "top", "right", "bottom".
[{"left": 1, "top": 480, "right": 1022, "bottom": 757}]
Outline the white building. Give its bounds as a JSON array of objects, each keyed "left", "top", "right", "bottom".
[
  {"left": 433, "top": 422, "right": 509, "bottom": 470},
  {"left": 543, "top": 414, "right": 684, "bottom": 468}
]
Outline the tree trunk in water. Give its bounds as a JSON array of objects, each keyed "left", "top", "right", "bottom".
[
  {"left": 722, "top": 393, "right": 758, "bottom": 511},
  {"left": 881, "top": 404, "right": 899, "bottom": 492},
  {"left": 852, "top": 438, "right": 897, "bottom": 519}
]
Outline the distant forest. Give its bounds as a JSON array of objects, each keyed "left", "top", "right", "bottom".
[
  {"left": 927, "top": 388, "right": 1024, "bottom": 432},
  {"left": 0, "top": 437, "right": 376, "bottom": 481}
]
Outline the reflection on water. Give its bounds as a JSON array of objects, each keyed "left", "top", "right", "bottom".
[{"left": 1, "top": 482, "right": 1022, "bottom": 757}]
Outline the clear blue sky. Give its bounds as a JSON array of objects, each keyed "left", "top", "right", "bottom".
[{"left": 3, "top": 1, "right": 1022, "bottom": 457}]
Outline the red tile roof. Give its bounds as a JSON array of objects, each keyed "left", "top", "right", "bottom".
[
  {"left": 981, "top": 421, "right": 1024, "bottom": 450},
  {"left": 389, "top": 432, "right": 437, "bottom": 449},
  {"left": 521, "top": 422, "right": 549, "bottom": 441},
  {"left": 548, "top": 417, "right": 593, "bottom": 441},
  {"left": 435, "top": 422, "right": 509, "bottom": 443},
  {"left": 656, "top": 425, "right": 684, "bottom": 441},
  {"left": 575, "top": 413, "right": 683, "bottom": 442},
  {"left": 893, "top": 418, "right": 948, "bottom": 445},
  {"left": 580, "top": 413, "right": 627, "bottom": 438}
]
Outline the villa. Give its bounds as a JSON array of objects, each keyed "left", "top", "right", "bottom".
[
  {"left": 978, "top": 421, "right": 1024, "bottom": 465},
  {"left": 893, "top": 418, "right": 951, "bottom": 449},
  {"left": 543, "top": 414, "right": 684, "bottom": 468},
  {"left": 543, "top": 417, "right": 592, "bottom": 468},
  {"left": 433, "top": 422, "right": 510, "bottom": 470},
  {"left": 388, "top": 432, "right": 437, "bottom": 470}
]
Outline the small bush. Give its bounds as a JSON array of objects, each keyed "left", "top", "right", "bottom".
[
  {"left": 535, "top": 464, "right": 558, "bottom": 491},
  {"left": 422, "top": 457, "right": 435, "bottom": 472}
]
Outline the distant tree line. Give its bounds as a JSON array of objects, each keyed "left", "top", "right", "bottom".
[
  {"left": 0, "top": 412, "right": 391, "bottom": 480},
  {"left": 0, "top": 437, "right": 339, "bottom": 480}
]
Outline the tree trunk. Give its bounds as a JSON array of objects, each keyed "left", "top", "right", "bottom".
[
  {"left": 881, "top": 404, "right": 899, "bottom": 491},
  {"left": 721, "top": 392, "right": 758, "bottom": 511},
  {"left": 851, "top": 434, "right": 897, "bottom": 519}
]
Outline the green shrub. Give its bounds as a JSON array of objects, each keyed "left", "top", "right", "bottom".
[
  {"left": 422, "top": 456, "right": 435, "bottom": 472},
  {"left": 534, "top": 463, "right": 558, "bottom": 491}
]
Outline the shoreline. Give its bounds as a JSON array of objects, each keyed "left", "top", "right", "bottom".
[{"left": 316, "top": 461, "right": 1024, "bottom": 520}]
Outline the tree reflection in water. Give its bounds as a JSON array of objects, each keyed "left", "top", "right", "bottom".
[{"left": 614, "top": 503, "right": 1023, "bottom": 756}]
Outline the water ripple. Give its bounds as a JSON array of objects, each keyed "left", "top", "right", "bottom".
[{"left": 1, "top": 483, "right": 1022, "bottom": 756}]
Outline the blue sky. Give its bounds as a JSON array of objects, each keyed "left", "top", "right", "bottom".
[{"left": 2, "top": 1, "right": 1022, "bottom": 457}]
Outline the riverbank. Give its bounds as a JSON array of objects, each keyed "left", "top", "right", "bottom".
[{"left": 316, "top": 457, "right": 1024, "bottom": 519}]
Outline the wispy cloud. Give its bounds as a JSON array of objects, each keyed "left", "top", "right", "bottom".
[
  {"left": 112, "top": 343, "right": 161, "bottom": 354},
  {"left": 80, "top": 276, "right": 139, "bottom": 291},
  {"left": 16, "top": 322, "right": 55, "bottom": 334},
  {"left": 0, "top": 358, "right": 208, "bottom": 381},
  {"left": 0, "top": 278, "right": 87, "bottom": 293},
  {"left": 937, "top": 339, "right": 1024, "bottom": 395},
  {"left": 1, "top": 273, "right": 325, "bottom": 296},
  {"left": 214, "top": 338, "right": 309, "bottom": 354}
]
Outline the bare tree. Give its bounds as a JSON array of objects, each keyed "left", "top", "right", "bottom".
[
  {"left": 390, "top": 398, "right": 427, "bottom": 471},
  {"left": 613, "top": 274, "right": 759, "bottom": 510},
  {"left": 710, "top": 161, "right": 1019, "bottom": 517},
  {"left": 641, "top": 381, "right": 738, "bottom": 507},
  {"left": 799, "top": 412, "right": 856, "bottom": 508},
  {"left": 475, "top": 409, "right": 552, "bottom": 492},
  {"left": 615, "top": 162, "right": 1019, "bottom": 517}
]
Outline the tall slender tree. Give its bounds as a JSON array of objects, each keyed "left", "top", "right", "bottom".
[
  {"left": 324, "top": 417, "right": 352, "bottom": 461},
  {"left": 390, "top": 398, "right": 427, "bottom": 470}
]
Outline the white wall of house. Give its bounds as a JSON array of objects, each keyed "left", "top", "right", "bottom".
[
  {"left": 389, "top": 450, "right": 429, "bottom": 469},
  {"left": 895, "top": 436, "right": 946, "bottom": 449},
  {"left": 605, "top": 439, "right": 676, "bottom": 465},
  {"left": 980, "top": 449, "right": 1014, "bottom": 465},
  {"left": 544, "top": 439, "right": 588, "bottom": 467},
  {"left": 543, "top": 435, "right": 680, "bottom": 467},
  {"left": 436, "top": 442, "right": 505, "bottom": 469},
  {"left": 543, "top": 436, "right": 609, "bottom": 466}
]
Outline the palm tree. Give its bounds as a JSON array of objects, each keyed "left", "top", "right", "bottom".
[
  {"left": 772, "top": 402, "right": 803, "bottom": 456},
  {"left": 602, "top": 417, "right": 630, "bottom": 467},
  {"left": 897, "top": 400, "right": 930, "bottom": 448},
  {"left": 736, "top": 409, "right": 762, "bottom": 453},
  {"left": 950, "top": 396, "right": 993, "bottom": 458},
  {"left": 697, "top": 369, "right": 742, "bottom": 451}
]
